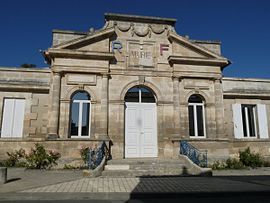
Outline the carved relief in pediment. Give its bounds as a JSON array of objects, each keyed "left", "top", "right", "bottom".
[{"left": 113, "top": 21, "right": 172, "bottom": 38}]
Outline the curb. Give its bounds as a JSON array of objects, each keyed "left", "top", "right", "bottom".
[{"left": 2, "top": 190, "right": 270, "bottom": 201}]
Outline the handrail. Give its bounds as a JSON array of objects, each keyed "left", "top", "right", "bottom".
[
  {"left": 180, "top": 140, "right": 207, "bottom": 167},
  {"left": 86, "top": 141, "right": 111, "bottom": 170}
]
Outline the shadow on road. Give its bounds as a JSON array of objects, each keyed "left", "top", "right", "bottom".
[{"left": 126, "top": 175, "right": 270, "bottom": 203}]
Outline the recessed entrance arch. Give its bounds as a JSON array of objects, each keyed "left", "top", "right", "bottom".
[{"left": 124, "top": 86, "right": 158, "bottom": 158}]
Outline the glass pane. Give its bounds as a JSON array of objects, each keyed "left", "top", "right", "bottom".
[
  {"left": 196, "top": 106, "right": 204, "bottom": 136},
  {"left": 72, "top": 91, "right": 90, "bottom": 100},
  {"left": 81, "top": 103, "right": 90, "bottom": 136},
  {"left": 141, "top": 87, "right": 155, "bottom": 103},
  {"left": 248, "top": 106, "right": 256, "bottom": 137},
  {"left": 242, "top": 106, "right": 247, "bottom": 137},
  {"left": 70, "top": 102, "right": 79, "bottom": 136},
  {"left": 188, "top": 106, "right": 195, "bottom": 136},
  {"left": 188, "top": 95, "right": 203, "bottom": 103},
  {"left": 125, "top": 87, "right": 139, "bottom": 102}
]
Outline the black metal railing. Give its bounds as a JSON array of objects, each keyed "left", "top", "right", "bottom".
[
  {"left": 86, "top": 141, "right": 111, "bottom": 170},
  {"left": 180, "top": 140, "right": 207, "bottom": 167}
]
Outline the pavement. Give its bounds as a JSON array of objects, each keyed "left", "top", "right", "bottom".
[{"left": 2, "top": 168, "right": 270, "bottom": 202}]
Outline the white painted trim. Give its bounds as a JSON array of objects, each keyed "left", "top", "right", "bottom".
[
  {"left": 125, "top": 102, "right": 157, "bottom": 158},
  {"left": 257, "top": 104, "right": 269, "bottom": 139},
  {"left": 253, "top": 107, "right": 258, "bottom": 138},
  {"left": 232, "top": 104, "right": 243, "bottom": 139},
  {"left": 188, "top": 103, "right": 206, "bottom": 138},
  {"left": 71, "top": 100, "right": 91, "bottom": 138}
]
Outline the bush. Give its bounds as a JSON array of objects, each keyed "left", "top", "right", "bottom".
[
  {"left": 225, "top": 158, "right": 245, "bottom": 169},
  {"left": 4, "top": 149, "right": 26, "bottom": 167},
  {"left": 25, "top": 143, "right": 61, "bottom": 169},
  {"left": 210, "top": 160, "right": 226, "bottom": 170},
  {"left": 239, "top": 147, "right": 263, "bottom": 168},
  {"left": 210, "top": 147, "right": 266, "bottom": 170},
  {"left": 80, "top": 146, "right": 89, "bottom": 164}
]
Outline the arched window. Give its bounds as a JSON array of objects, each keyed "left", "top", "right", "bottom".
[
  {"left": 125, "top": 86, "right": 155, "bottom": 103},
  {"left": 70, "top": 91, "right": 91, "bottom": 138},
  {"left": 188, "top": 94, "right": 206, "bottom": 138}
]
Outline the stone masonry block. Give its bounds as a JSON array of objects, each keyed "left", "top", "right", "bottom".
[
  {"left": 29, "top": 127, "right": 37, "bottom": 135},
  {"left": 29, "top": 113, "right": 38, "bottom": 120}
]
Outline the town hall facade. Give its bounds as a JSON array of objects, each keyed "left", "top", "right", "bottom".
[{"left": 1, "top": 13, "right": 270, "bottom": 165}]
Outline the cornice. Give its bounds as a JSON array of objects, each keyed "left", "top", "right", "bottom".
[
  {"left": 45, "top": 49, "right": 115, "bottom": 61},
  {"left": 168, "top": 55, "right": 229, "bottom": 68},
  {"left": 54, "top": 27, "right": 115, "bottom": 49}
]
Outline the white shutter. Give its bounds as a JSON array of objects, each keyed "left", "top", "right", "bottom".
[
  {"left": 232, "top": 103, "right": 243, "bottom": 139},
  {"left": 12, "top": 99, "right": 25, "bottom": 138},
  {"left": 1, "top": 99, "right": 15, "bottom": 138},
  {"left": 257, "top": 104, "right": 269, "bottom": 139}
]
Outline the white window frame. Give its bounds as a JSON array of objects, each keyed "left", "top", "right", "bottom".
[
  {"left": 242, "top": 105, "right": 258, "bottom": 139},
  {"left": 70, "top": 99, "right": 91, "bottom": 138},
  {"left": 188, "top": 102, "right": 206, "bottom": 138}
]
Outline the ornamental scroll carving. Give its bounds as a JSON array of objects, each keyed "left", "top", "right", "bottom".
[{"left": 114, "top": 21, "right": 170, "bottom": 38}]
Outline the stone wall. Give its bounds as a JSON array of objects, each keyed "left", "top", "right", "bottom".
[
  {"left": 0, "top": 140, "right": 104, "bottom": 168},
  {"left": 0, "top": 68, "right": 50, "bottom": 138}
]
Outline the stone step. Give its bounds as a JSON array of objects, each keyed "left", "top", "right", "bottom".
[
  {"left": 129, "top": 163, "right": 184, "bottom": 170},
  {"left": 104, "top": 163, "right": 184, "bottom": 171},
  {"left": 105, "top": 164, "right": 130, "bottom": 170},
  {"left": 102, "top": 158, "right": 191, "bottom": 177},
  {"left": 106, "top": 158, "right": 185, "bottom": 165},
  {"left": 102, "top": 168, "right": 186, "bottom": 177}
]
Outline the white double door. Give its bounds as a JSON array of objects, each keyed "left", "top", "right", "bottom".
[{"left": 125, "top": 102, "right": 157, "bottom": 158}]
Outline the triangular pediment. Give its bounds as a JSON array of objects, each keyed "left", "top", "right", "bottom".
[
  {"left": 54, "top": 27, "right": 115, "bottom": 50},
  {"left": 168, "top": 32, "right": 227, "bottom": 60},
  {"left": 168, "top": 32, "right": 230, "bottom": 68}
]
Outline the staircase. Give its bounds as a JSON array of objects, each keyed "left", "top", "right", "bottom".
[{"left": 102, "top": 158, "right": 198, "bottom": 177}]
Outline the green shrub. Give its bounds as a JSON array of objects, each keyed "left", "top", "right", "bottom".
[
  {"left": 209, "top": 160, "right": 226, "bottom": 170},
  {"left": 63, "top": 164, "right": 78, "bottom": 169},
  {"left": 80, "top": 146, "right": 89, "bottom": 164},
  {"left": 4, "top": 149, "right": 26, "bottom": 167},
  {"left": 239, "top": 147, "right": 263, "bottom": 168},
  {"left": 25, "top": 143, "right": 61, "bottom": 169},
  {"left": 225, "top": 158, "right": 245, "bottom": 169}
]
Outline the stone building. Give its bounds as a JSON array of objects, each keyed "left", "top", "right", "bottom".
[{"left": 0, "top": 13, "right": 270, "bottom": 166}]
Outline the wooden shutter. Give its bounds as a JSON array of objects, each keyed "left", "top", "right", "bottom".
[
  {"left": 13, "top": 99, "right": 25, "bottom": 137},
  {"left": 232, "top": 104, "right": 243, "bottom": 139},
  {"left": 257, "top": 104, "right": 269, "bottom": 139},
  {"left": 1, "top": 99, "right": 15, "bottom": 138},
  {"left": 1, "top": 99, "right": 25, "bottom": 138}
]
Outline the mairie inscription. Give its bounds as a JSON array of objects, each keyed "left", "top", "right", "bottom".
[{"left": 128, "top": 43, "right": 154, "bottom": 67}]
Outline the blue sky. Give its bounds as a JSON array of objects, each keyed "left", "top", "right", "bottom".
[{"left": 0, "top": 0, "right": 269, "bottom": 78}]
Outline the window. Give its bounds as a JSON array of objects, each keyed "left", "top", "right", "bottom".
[
  {"left": 241, "top": 105, "right": 257, "bottom": 138},
  {"left": 69, "top": 91, "right": 91, "bottom": 138},
  {"left": 125, "top": 86, "right": 155, "bottom": 103},
  {"left": 233, "top": 104, "right": 269, "bottom": 139},
  {"left": 188, "top": 94, "right": 206, "bottom": 138},
  {"left": 1, "top": 98, "right": 25, "bottom": 138}
]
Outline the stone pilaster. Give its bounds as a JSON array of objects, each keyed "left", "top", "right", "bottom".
[
  {"left": 214, "top": 79, "right": 225, "bottom": 138},
  {"left": 99, "top": 74, "right": 109, "bottom": 139},
  {"left": 172, "top": 76, "right": 181, "bottom": 138},
  {"left": 47, "top": 72, "right": 61, "bottom": 139}
]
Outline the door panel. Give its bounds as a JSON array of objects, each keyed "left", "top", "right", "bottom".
[
  {"left": 125, "top": 103, "right": 157, "bottom": 158},
  {"left": 125, "top": 103, "right": 140, "bottom": 157},
  {"left": 141, "top": 104, "right": 157, "bottom": 157}
]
